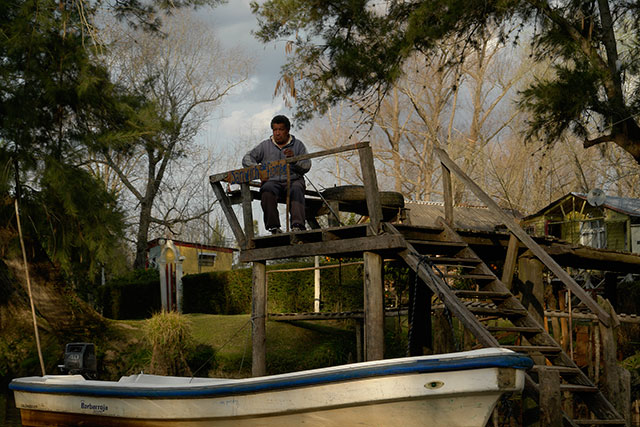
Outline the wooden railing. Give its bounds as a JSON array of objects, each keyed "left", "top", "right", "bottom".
[{"left": 209, "top": 141, "right": 382, "bottom": 249}]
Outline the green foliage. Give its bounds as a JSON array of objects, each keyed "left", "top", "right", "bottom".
[
  {"left": 252, "top": 0, "right": 640, "bottom": 163},
  {"left": 182, "top": 269, "right": 253, "bottom": 315},
  {"left": 182, "top": 261, "right": 364, "bottom": 315},
  {"left": 98, "top": 269, "right": 161, "bottom": 319}
]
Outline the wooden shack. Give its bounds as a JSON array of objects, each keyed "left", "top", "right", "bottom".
[{"left": 522, "top": 192, "right": 640, "bottom": 254}]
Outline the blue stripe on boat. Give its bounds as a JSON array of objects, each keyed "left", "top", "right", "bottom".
[{"left": 10, "top": 353, "right": 532, "bottom": 398}]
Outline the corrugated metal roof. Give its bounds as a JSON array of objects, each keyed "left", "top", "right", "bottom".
[
  {"left": 571, "top": 192, "right": 640, "bottom": 217},
  {"left": 524, "top": 192, "right": 640, "bottom": 219},
  {"left": 403, "top": 200, "right": 507, "bottom": 231}
]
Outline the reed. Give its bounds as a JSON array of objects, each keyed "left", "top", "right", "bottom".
[{"left": 144, "top": 311, "right": 193, "bottom": 376}]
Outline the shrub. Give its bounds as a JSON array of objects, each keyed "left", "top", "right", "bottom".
[
  {"left": 144, "top": 311, "right": 193, "bottom": 376},
  {"left": 98, "top": 269, "right": 160, "bottom": 319}
]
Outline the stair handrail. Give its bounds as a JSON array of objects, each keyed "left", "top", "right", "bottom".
[{"left": 433, "top": 146, "right": 612, "bottom": 327}]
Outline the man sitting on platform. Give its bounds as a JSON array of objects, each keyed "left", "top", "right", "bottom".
[{"left": 242, "top": 115, "right": 311, "bottom": 234}]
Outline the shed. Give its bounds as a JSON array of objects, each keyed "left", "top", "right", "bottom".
[
  {"left": 147, "top": 239, "right": 235, "bottom": 275},
  {"left": 521, "top": 192, "right": 640, "bottom": 254}
]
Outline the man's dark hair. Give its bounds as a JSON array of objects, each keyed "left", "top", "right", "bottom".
[{"left": 271, "top": 115, "right": 291, "bottom": 130}]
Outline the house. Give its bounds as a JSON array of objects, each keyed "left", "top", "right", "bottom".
[
  {"left": 147, "top": 238, "right": 235, "bottom": 275},
  {"left": 521, "top": 192, "right": 640, "bottom": 254}
]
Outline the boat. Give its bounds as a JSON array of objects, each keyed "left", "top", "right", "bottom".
[{"left": 10, "top": 347, "right": 532, "bottom": 427}]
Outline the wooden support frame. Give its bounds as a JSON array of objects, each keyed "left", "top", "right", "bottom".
[
  {"left": 211, "top": 181, "right": 246, "bottom": 248},
  {"left": 252, "top": 261, "right": 267, "bottom": 377},
  {"left": 363, "top": 251, "right": 384, "bottom": 361},
  {"left": 501, "top": 233, "right": 519, "bottom": 289},
  {"left": 441, "top": 163, "right": 454, "bottom": 226},
  {"left": 358, "top": 145, "right": 383, "bottom": 233},
  {"left": 434, "top": 146, "right": 612, "bottom": 327}
]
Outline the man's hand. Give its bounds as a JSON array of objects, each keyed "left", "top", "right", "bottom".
[{"left": 283, "top": 148, "right": 294, "bottom": 157}]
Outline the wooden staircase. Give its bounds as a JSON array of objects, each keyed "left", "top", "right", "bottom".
[{"left": 387, "top": 221, "right": 626, "bottom": 426}]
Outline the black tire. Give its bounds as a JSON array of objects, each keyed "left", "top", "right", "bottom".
[{"left": 321, "top": 185, "right": 404, "bottom": 208}]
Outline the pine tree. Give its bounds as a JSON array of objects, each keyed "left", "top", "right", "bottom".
[{"left": 252, "top": 0, "right": 640, "bottom": 164}]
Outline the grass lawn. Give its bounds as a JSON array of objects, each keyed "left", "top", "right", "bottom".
[{"left": 103, "top": 314, "right": 362, "bottom": 379}]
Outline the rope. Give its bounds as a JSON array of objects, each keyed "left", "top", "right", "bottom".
[
  {"left": 15, "top": 199, "right": 46, "bottom": 376},
  {"left": 303, "top": 176, "right": 343, "bottom": 226},
  {"left": 409, "top": 253, "right": 460, "bottom": 354},
  {"left": 190, "top": 318, "right": 253, "bottom": 380}
]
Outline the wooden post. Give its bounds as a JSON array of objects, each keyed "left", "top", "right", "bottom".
[
  {"left": 501, "top": 233, "right": 519, "bottom": 289},
  {"left": 518, "top": 254, "right": 545, "bottom": 365},
  {"left": 358, "top": 146, "right": 383, "bottom": 234},
  {"left": 598, "top": 296, "right": 628, "bottom": 423},
  {"left": 518, "top": 255, "right": 545, "bottom": 325},
  {"left": 363, "top": 251, "right": 384, "bottom": 360},
  {"left": 539, "top": 368, "right": 562, "bottom": 427},
  {"left": 314, "top": 256, "right": 321, "bottom": 312},
  {"left": 408, "top": 271, "right": 433, "bottom": 356},
  {"left": 355, "top": 320, "right": 363, "bottom": 363},
  {"left": 327, "top": 200, "right": 341, "bottom": 227},
  {"left": 240, "top": 183, "right": 254, "bottom": 243},
  {"left": 619, "top": 366, "right": 632, "bottom": 425},
  {"left": 441, "top": 163, "right": 454, "bottom": 226},
  {"left": 252, "top": 261, "right": 267, "bottom": 377}
]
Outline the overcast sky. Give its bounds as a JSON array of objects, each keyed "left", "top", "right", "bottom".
[{"left": 196, "top": 0, "right": 295, "bottom": 162}]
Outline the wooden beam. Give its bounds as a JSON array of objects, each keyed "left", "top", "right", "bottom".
[
  {"left": 209, "top": 142, "right": 369, "bottom": 184},
  {"left": 358, "top": 145, "right": 383, "bottom": 233},
  {"left": 241, "top": 183, "right": 254, "bottom": 244},
  {"left": 252, "top": 261, "right": 267, "bottom": 377},
  {"left": 434, "top": 146, "right": 611, "bottom": 327},
  {"left": 441, "top": 163, "right": 454, "bottom": 226},
  {"left": 501, "top": 233, "right": 519, "bottom": 289},
  {"left": 210, "top": 181, "right": 246, "bottom": 248},
  {"left": 239, "top": 234, "right": 406, "bottom": 263},
  {"left": 363, "top": 251, "right": 384, "bottom": 361},
  {"left": 539, "top": 368, "right": 562, "bottom": 427}
]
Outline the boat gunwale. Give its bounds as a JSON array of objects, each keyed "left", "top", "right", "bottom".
[{"left": 10, "top": 352, "right": 532, "bottom": 398}]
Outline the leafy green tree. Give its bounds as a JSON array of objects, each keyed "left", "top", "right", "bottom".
[
  {"left": 252, "top": 0, "right": 640, "bottom": 164},
  {"left": 0, "top": 0, "right": 223, "bottom": 282}
]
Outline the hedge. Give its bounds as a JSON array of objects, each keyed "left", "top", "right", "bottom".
[
  {"left": 182, "top": 261, "right": 364, "bottom": 315},
  {"left": 99, "top": 261, "right": 373, "bottom": 319},
  {"left": 97, "top": 269, "right": 161, "bottom": 319}
]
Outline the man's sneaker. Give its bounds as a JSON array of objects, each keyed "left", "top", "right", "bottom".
[
  {"left": 291, "top": 224, "right": 306, "bottom": 232},
  {"left": 268, "top": 227, "right": 282, "bottom": 235}
]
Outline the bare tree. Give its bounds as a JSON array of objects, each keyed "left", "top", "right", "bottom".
[{"left": 96, "top": 11, "right": 252, "bottom": 268}]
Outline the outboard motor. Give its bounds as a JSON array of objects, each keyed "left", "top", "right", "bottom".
[{"left": 58, "top": 343, "right": 97, "bottom": 379}]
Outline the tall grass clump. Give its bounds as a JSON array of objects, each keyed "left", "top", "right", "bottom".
[{"left": 144, "top": 311, "right": 193, "bottom": 376}]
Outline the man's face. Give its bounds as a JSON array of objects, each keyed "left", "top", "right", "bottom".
[{"left": 272, "top": 123, "right": 290, "bottom": 145}]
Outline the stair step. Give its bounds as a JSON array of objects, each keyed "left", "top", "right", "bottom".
[
  {"left": 407, "top": 239, "right": 467, "bottom": 248},
  {"left": 426, "top": 256, "right": 481, "bottom": 266},
  {"left": 487, "top": 326, "right": 543, "bottom": 334},
  {"left": 530, "top": 365, "right": 581, "bottom": 375},
  {"left": 559, "top": 384, "right": 599, "bottom": 393},
  {"left": 572, "top": 419, "right": 626, "bottom": 425},
  {"left": 466, "top": 305, "right": 528, "bottom": 316},
  {"left": 504, "top": 345, "right": 562, "bottom": 354},
  {"left": 444, "top": 273, "right": 495, "bottom": 281},
  {"left": 454, "top": 290, "right": 511, "bottom": 299}
]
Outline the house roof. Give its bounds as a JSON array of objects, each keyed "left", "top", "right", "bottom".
[
  {"left": 147, "top": 238, "right": 235, "bottom": 253},
  {"left": 403, "top": 200, "right": 510, "bottom": 232},
  {"left": 524, "top": 192, "right": 640, "bottom": 219}
]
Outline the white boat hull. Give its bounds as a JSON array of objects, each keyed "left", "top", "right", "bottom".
[{"left": 11, "top": 348, "right": 531, "bottom": 426}]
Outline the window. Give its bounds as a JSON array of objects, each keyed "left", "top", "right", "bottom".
[
  {"left": 198, "top": 253, "right": 217, "bottom": 267},
  {"left": 580, "top": 219, "right": 606, "bottom": 249}
]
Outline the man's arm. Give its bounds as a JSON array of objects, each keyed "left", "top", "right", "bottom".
[
  {"left": 289, "top": 139, "right": 311, "bottom": 174},
  {"left": 242, "top": 143, "right": 263, "bottom": 167}
]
